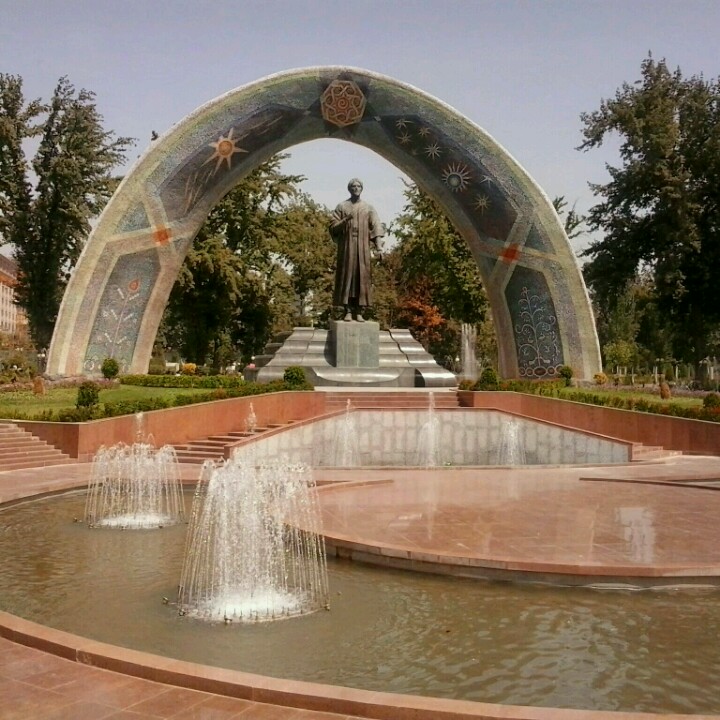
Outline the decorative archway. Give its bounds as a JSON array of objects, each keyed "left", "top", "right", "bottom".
[{"left": 47, "top": 67, "right": 601, "bottom": 379}]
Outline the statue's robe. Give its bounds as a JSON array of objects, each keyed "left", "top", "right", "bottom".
[{"left": 329, "top": 199, "right": 384, "bottom": 307}]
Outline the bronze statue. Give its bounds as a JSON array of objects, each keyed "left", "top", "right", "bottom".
[{"left": 329, "top": 178, "right": 384, "bottom": 322}]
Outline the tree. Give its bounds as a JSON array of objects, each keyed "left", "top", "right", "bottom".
[
  {"left": 164, "top": 232, "right": 244, "bottom": 366},
  {"left": 389, "top": 183, "right": 489, "bottom": 364},
  {"left": 0, "top": 75, "right": 133, "bottom": 349},
  {"left": 161, "top": 156, "right": 336, "bottom": 365},
  {"left": 552, "top": 196, "right": 585, "bottom": 241},
  {"left": 270, "top": 193, "right": 335, "bottom": 326},
  {"left": 579, "top": 56, "right": 720, "bottom": 364}
]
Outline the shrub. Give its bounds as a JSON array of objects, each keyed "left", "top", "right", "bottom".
[
  {"left": 558, "top": 365, "right": 574, "bottom": 387},
  {"left": 283, "top": 366, "right": 308, "bottom": 388},
  {"left": 703, "top": 392, "right": 720, "bottom": 409},
  {"left": 458, "top": 379, "right": 475, "bottom": 391},
  {"left": 180, "top": 363, "right": 197, "bottom": 375},
  {"left": 100, "top": 357, "right": 120, "bottom": 379},
  {"left": 147, "top": 356, "right": 166, "bottom": 375},
  {"left": 119, "top": 374, "right": 246, "bottom": 389},
  {"left": 76, "top": 381, "right": 100, "bottom": 408},
  {"left": 593, "top": 372, "right": 608, "bottom": 385},
  {"left": 659, "top": 381, "right": 671, "bottom": 400},
  {"left": 474, "top": 366, "right": 499, "bottom": 390}
]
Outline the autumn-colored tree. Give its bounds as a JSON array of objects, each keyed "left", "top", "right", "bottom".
[{"left": 388, "top": 183, "right": 489, "bottom": 364}]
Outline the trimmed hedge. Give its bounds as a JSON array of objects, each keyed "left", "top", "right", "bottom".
[
  {"left": 475, "top": 379, "right": 720, "bottom": 423},
  {"left": 0, "top": 378, "right": 313, "bottom": 423},
  {"left": 120, "top": 374, "right": 247, "bottom": 389}
]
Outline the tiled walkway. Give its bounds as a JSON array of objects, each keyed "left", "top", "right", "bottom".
[{"left": 0, "top": 637, "right": 360, "bottom": 719}]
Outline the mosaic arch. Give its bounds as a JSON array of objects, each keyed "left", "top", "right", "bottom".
[{"left": 47, "top": 67, "right": 601, "bottom": 379}]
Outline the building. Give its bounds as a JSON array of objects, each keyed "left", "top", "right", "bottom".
[{"left": 0, "top": 255, "right": 27, "bottom": 335}]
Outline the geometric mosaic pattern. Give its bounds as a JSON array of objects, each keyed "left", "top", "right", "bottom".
[{"left": 47, "top": 67, "right": 601, "bottom": 379}]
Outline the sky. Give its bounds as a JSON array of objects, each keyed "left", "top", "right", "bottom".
[{"left": 2, "top": 0, "right": 719, "bottom": 255}]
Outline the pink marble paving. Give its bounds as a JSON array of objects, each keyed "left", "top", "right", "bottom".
[{"left": 316, "top": 457, "right": 720, "bottom": 583}]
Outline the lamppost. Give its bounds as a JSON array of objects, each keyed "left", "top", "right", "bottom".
[
  {"left": 654, "top": 359, "right": 663, "bottom": 386},
  {"left": 37, "top": 349, "right": 47, "bottom": 374}
]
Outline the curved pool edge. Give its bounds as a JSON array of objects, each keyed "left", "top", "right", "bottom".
[
  {"left": 4, "top": 462, "right": 720, "bottom": 718},
  {"left": 0, "top": 610, "right": 712, "bottom": 720}
]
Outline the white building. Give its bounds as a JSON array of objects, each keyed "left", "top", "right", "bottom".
[{"left": 0, "top": 255, "right": 27, "bottom": 335}]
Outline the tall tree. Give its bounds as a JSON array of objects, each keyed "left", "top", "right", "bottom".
[
  {"left": 164, "top": 232, "right": 244, "bottom": 366},
  {"left": 270, "top": 193, "right": 335, "bottom": 326},
  {"left": 389, "top": 183, "right": 490, "bottom": 364},
  {"left": 579, "top": 56, "right": 720, "bottom": 364},
  {"left": 0, "top": 74, "right": 133, "bottom": 349},
  {"left": 0, "top": 76, "right": 41, "bottom": 252},
  {"left": 162, "top": 156, "right": 336, "bottom": 365}
]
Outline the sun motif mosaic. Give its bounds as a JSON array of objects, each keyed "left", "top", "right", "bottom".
[
  {"left": 442, "top": 162, "right": 472, "bottom": 192},
  {"left": 203, "top": 128, "right": 247, "bottom": 173}
]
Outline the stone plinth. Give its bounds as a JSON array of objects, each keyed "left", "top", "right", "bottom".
[
  {"left": 251, "top": 327, "right": 456, "bottom": 388},
  {"left": 330, "top": 320, "right": 379, "bottom": 368}
]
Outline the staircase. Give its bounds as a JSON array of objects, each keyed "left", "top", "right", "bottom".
[
  {"left": 173, "top": 423, "right": 291, "bottom": 464},
  {"left": 324, "top": 390, "right": 460, "bottom": 411},
  {"left": 0, "top": 423, "right": 73, "bottom": 470},
  {"left": 630, "top": 444, "right": 682, "bottom": 461}
]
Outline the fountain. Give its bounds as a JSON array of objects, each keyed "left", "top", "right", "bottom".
[
  {"left": 84, "top": 413, "right": 185, "bottom": 529},
  {"left": 497, "top": 418, "right": 526, "bottom": 465},
  {"left": 460, "top": 322, "right": 478, "bottom": 383},
  {"left": 177, "top": 456, "right": 329, "bottom": 622},
  {"left": 414, "top": 392, "right": 442, "bottom": 466},
  {"left": 332, "top": 399, "right": 359, "bottom": 466},
  {"left": 245, "top": 402, "right": 257, "bottom": 433}
]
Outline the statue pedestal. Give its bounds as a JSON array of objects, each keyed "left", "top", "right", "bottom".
[
  {"left": 330, "top": 320, "right": 379, "bottom": 368},
  {"left": 249, "top": 325, "right": 456, "bottom": 388}
]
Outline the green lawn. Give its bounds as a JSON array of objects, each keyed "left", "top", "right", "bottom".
[{"left": 0, "top": 385, "right": 209, "bottom": 417}]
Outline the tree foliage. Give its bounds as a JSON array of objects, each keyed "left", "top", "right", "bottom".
[
  {"left": 552, "top": 196, "right": 585, "bottom": 241},
  {"left": 386, "top": 183, "right": 490, "bottom": 364},
  {"left": 161, "top": 155, "right": 335, "bottom": 367},
  {"left": 579, "top": 56, "right": 720, "bottom": 363},
  {"left": 0, "top": 74, "right": 133, "bottom": 349}
]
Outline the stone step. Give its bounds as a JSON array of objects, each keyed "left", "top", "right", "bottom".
[
  {"left": 0, "top": 422, "right": 72, "bottom": 470},
  {"left": 631, "top": 445, "right": 682, "bottom": 461},
  {"left": 206, "top": 430, "right": 269, "bottom": 441},
  {"left": 325, "top": 393, "right": 459, "bottom": 409},
  {"left": 172, "top": 419, "right": 299, "bottom": 465},
  {"left": 175, "top": 451, "right": 224, "bottom": 464},
  {"left": 0, "top": 448, "right": 70, "bottom": 461},
  {"left": 0, "top": 457, "right": 74, "bottom": 471},
  {"left": 0, "top": 439, "right": 53, "bottom": 450},
  {"left": 186, "top": 439, "right": 232, "bottom": 449}
]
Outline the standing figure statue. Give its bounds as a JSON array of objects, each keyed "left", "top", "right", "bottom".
[{"left": 329, "top": 178, "right": 384, "bottom": 322}]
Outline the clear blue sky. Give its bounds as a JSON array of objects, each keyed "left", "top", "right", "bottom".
[{"left": 2, "top": 0, "right": 719, "bottom": 254}]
